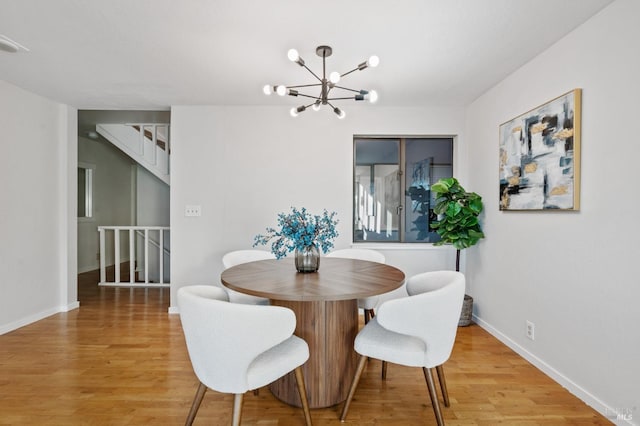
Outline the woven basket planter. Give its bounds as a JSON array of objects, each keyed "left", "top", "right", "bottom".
[{"left": 458, "top": 294, "right": 473, "bottom": 326}]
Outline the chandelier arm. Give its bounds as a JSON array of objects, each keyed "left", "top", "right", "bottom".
[
  {"left": 326, "top": 101, "right": 346, "bottom": 118},
  {"left": 326, "top": 96, "right": 359, "bottom": 101},
  {"left": 300, "top": 64, "right": 322, "bottom": 82},
  {"left": 342, "top": 60, "right": 371, "bottom": 77},
  {"left": 339, "top": 67, "right": 360, "bottom": 78},
  {"left": 332, "top": 85, "right": 362, "bottom": 93},
  {"left": 286, "top": 83, "right": 322, "bottom": 89},
  {"left": 296, "top": 93, "right": 321, "bottom": 100}
]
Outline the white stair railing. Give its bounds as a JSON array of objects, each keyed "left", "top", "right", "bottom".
[
  {"left": 98, "top": 226, "right": 170, "bottom": 288},
  {"left": 96, "top": 123, "right": 170, "bottom": 185}
]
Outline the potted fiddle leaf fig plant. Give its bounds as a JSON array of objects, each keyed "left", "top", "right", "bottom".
[{"left": 430, "top": 177, "right": 484, "bottom": 326}]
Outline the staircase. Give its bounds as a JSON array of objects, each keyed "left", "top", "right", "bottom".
[{"left": 96, "top": 123, "right": 170, "bottom": 185}]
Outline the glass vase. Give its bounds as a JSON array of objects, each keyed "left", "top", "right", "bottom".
[{"left": 294, "top": 244, "right": 320, "bottom": 273}]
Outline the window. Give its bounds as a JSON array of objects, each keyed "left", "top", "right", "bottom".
[
  {"left": 353, "top": 137, "right": 453, "bottom": 243},
  {"left": 78, "top": 162, "right": 94, "bottom": 219}
]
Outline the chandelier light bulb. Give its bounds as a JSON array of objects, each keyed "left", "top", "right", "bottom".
[
  {"left": 329, "top": 71, "right": 341, "bottom": 84},
  {"left": 263, "top": 85, "right": 272, "bottom": 95},
  {"left": 312, "top": 101, "right": 321, "bottom": 111},
  {"left": 287, "top": 49, "right": 299, "bottom": 62},
  {"left": 287, "top": 50, "right": 305, "bottom": 66},
  {"left": 367, "top": 55, "right": 380, "bottom": 68},
  {"left": 334, "top": 107, "right": 346, "bottom": 119},
  {"left": 368, "top": 90, "right": 379, "bottom": 103},
  {"left": 276, "top": 85, "right": 287, "bottom": 96}
]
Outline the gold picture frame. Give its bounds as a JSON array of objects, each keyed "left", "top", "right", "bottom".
[{"left": 499, "top": 89, "right": 581, "bottom": 211}]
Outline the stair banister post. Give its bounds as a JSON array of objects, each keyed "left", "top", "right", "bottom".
[
  {"left": 152, "top": 125, "right": 158, "bottom": 166},
  {"left": 144, "top": 228, "right": 149, "bottom": 284},
  {"left": 129, "top": 229, "right": 135, "bottom": 284},
  {"left": 159, "top": 229, "right": 164, "bottom": 284},
  {"left": 99, "top": 228, "right": 106, "bottom": 284},
  {"left": 138, "top": 124, "right": 144, "bottom": 154},
  {"left": 114, "top": 229, "right": 120, "bottom": 283}
]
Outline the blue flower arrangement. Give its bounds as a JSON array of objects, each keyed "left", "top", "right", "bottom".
[{"left": 253, "top": 207, "right": 339, "bottom": 259}]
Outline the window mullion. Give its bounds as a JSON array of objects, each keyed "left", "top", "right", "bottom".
[{"left": 399, "top": 138, "right": 406, "bottom": 243}]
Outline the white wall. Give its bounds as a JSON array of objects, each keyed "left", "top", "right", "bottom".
[
  {"left": 136, "top": 165, "right": 169, "bottom": 227},
  {"left": 61, "top": 100, "right": 78, "bottom": 313},
  {"left": 77, "top": 136, "right": 135, "bottom": 272},
  {"left": 170, "top": 105, "right": 466, "bottom": 307},
  {"left": 465, "top": 0, "right": 639, "bottom": 421},
  {"left": 0, "top": 79, "right": 77, "bottom": 334}
]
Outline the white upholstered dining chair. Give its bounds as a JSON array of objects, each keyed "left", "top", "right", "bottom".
[
  {"left": 340, "top": 271, "right": 465, "bottom": 426},
  {"left": 325, "top": 248, "right": 386, "bottom": 324},
  {"left": 178, "top": 285, "right": 312, "bottom": 426},
  {"left": 221, "top": 249, "right": 275, "bottom": 305}
]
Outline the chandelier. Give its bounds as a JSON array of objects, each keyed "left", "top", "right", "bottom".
[{"left": 263, "top": 45, "right": 379, "bottom": 119}]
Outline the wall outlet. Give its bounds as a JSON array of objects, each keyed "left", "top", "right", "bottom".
[
  {"left": 185, "top": 205, "right": 201, "bottom": 217},
  {"left": 526, "top": 320, "right": 535, "bottom": 340}
]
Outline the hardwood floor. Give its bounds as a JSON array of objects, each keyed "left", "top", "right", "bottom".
[{"left": 0, "top": 271, "right": 611, "bottom": 425}]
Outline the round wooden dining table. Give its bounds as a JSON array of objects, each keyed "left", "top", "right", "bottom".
[{"left": 220, "top": 256, "right": 405, "bottom": 408}]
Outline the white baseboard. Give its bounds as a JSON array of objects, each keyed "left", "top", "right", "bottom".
[
  {"left": 0, "top": 306, "right": 61, "bottom": 335},
  {"left": 1, "top": 301, "right": 80, "bottom": 335},
  {"left": 62, "top": 301, "right": 80, "bottom": 312},
  {"left": 472, "top": 314, "right": 635, "bottom": 426}
]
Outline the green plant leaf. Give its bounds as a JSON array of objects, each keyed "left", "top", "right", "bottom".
[
  {"left": 446, "top": 202, "right": 462, "bottom": 217},
  {"left": 469, "top": 197, "right": 483, "bottom": 213},
  {"left": 468, "top": 229, "right": 485, "bottom": 239},
  {"left": 464, "top": 217, "right": 478, "bottom": 227},
  {"left": 434, "top": 200, "right": 448, "bottom": 215},
  {"left": 430, "top": 177, "right": 485, "bottom": 249},
  {"left": 431, "top": 181, "right": 449, "bottom": 194}
]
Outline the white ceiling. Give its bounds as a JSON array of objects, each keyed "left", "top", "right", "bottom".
[{"left": 0, "top": 0, "right": 613, "bottom": 111}]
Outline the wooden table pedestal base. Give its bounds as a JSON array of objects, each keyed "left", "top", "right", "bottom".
[{"left": 269, "top": 299, "right": 359, "bottom": 408}]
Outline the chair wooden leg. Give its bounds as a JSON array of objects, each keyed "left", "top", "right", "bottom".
[
  {"left": 232, "top": 393, "right": 244, "bottom": 426},
  {"left": 381, "top": 361, "right": 388, "bottom": 380},
  {"left": 364, "top": 308, "right": 376, "bottom": 324},
  {"left": 185, "top": 381, "right": 207, "bottom": 426},
  {"left": 436, "top": 364, "right": 450, "bottom": 407},
  {"left": 423, "top": 367, "right": 445, "bottom": 426},
  {"left": 340, "top": 355, "right": 368, "bottom": 421},
  {"left": 293, "top": 366, "right": 313, "bottom": 426}
]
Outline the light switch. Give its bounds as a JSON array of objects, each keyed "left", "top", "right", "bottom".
[{"left": 185, "top": 205, "right": 201, "bottom": 217}]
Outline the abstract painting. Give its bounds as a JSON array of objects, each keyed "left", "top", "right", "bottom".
[{"left": 499, "top": 89, "right": 581, "bottom": 211}]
